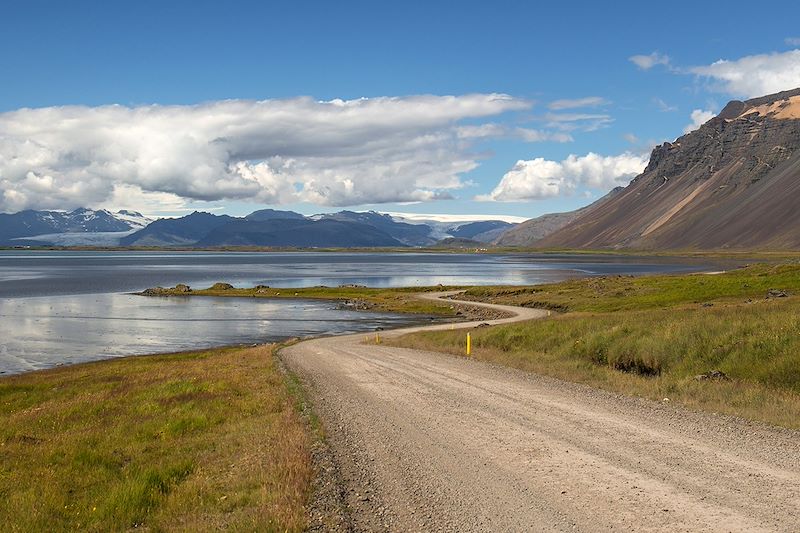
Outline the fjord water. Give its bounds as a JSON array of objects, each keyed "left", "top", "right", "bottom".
[{"left": 0, "top": 251, "right": 708, "bottom": 374}]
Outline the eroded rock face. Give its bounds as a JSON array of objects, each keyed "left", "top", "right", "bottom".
[
  {"left": 538, "top": 87, "right": 800, "bottom": 250},
  {"left": 210, "top": 282, "right": 235, "bottom": 291}
]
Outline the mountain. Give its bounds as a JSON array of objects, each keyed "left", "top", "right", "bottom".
[
  {"left": 120, "top": 211, "right": 403, "bottom": 247},
  {"left": 494, "top": 188, "right": 623, "bottom": 247},
  {"left": 448, "top": 220, "right": 514, "bottom": 243},
  {"left": 385, "top": 213, "right": 522, "bottom": 244},
  {"left": 0, "top": 208, "right": 151, "bottom": 246},
  {"left": 314, "top": 211, "right": 434, "bottom": 246},
  {"left": 196, "top": 218, "right": 403, "bottom": 247},
  {"left": 3, "top": 205, "right": 521, "bottom": 248},
  {"left": 119, "top": 212, "right": 235, "bottom": 246},
  {"left": 245, "top": 209, "right": 306, "bottom": 221},
  {"left": 537, "top": 88, "right": 800, "bottom": 250}
]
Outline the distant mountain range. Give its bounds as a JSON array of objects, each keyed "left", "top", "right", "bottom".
[
  {"left": 0, "top": 208, "right": 151, "bottom": 246},
  {"left": 0, "top": 207, "right": 517, "bottom": 248},
  {"left": 119, "top": 210, "right": 517, "bottom": 248}
]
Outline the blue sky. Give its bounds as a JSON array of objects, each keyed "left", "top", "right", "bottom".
[{"left": 2, "top": 0, "right": 800, "bottom": 219}]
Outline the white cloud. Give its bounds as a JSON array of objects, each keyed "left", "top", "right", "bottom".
[
  {"left": 478, "top": 152, "right": 648, "bottom": 202},
  {"left": 690, "top": 49, "right": 800, "bottom": 97},
  {"left": 786, "top": 37, "right": 800, "bottom": 46},
  {"left": 629, "top": 52, "right": 671, "bottom": 70},
  {"left": 455, "top": 124, "right": 572, "bottom": 143},
  {"left": 547, "top": 96, "right": 610, "bottom": 110},
  {"left": 0, "top": 94, "right": 532, "bottom": 212},
  {"left": 683, "top": 109, "right": 716, "bottom": 134},
  {"left": 516, "top": 128, "right": 574, "bottom": 143},
  {"left": 653, "top": 97, "right": 678, "bottom": 112},
  {"left": 543, "top": 112, "right": 614, "bottom": 132}
]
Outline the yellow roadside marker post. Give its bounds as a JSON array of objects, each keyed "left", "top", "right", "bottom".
[{"left": 466, "top": 332, "right": 471, "bottom": 356}]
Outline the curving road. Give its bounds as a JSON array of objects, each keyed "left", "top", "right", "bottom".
[{"left": 281, "top": 292, "right": 800, "bottom": 532}]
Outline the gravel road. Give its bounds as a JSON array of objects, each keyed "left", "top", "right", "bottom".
[{"left": 281, "top": 293, "right": 800, "bottom": 532}]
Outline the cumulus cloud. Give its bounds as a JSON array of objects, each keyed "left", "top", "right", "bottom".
[
  {"left": 547, "top": 96, "right": 610, "bottom": 110},
  {"left": 690, "top": 49, "right": 800, "bottom": 97},
  {"left": 629, "top": 52, "right": 671, "bottom": 70},
  {"left": 0, "top": 94, "right": 533, "bottom": 212},
  {"left": 477, "top": 152, "right": 648, "bottom": 202},
  {"left": 683, "top": 109, "right": 716, "bottom": 134}
]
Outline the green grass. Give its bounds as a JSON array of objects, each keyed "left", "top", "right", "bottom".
[
  {"left": 0, "top": 345, "right": 313, "bottom": 532},
  {"left": 141, "top": 284, "right": 464, "bottom": 316},
  {"left": 393, "top": 263, "right": 800, "bottom": 429},
  {"left": 461, "top": 263, "right": 800, "bottom": 312}
]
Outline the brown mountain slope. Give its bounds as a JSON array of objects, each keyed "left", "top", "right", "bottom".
[
  {"left": 537, "top": 88, "right": 800, "bottom": 250},
  {"left": 494, "top": 187, "right": 623, "bottom": 246}
]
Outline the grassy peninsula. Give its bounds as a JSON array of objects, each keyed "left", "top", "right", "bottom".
[
  {"left": 139, "top": 284, "right": 464, "bottom": 317},
  {"left": 0, "top": 345, "right": 313, "bottom": 532},
  {"left": 392, "top": 263, "right": 800, "bottom": 429}
]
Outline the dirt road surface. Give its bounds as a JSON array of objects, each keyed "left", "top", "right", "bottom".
[{"left": 281, "top": 293, "right": 800, "bottom": 532}]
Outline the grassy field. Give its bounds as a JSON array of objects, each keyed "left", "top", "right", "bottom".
[
  {"left": 460, "top": 263, "right": 800, "bottom": 312},
  {"left": 0, "top": 345, "right": 313, "bottom": 532},
  {"left": 140, "top": 284, "right": 464, "bottom": 316},
  {"left": 393, "top": 263, "right": 800, "bottom": 429}
]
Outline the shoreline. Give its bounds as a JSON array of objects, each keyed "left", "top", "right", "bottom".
[
  {"left": 2, "top": 245, "right": 800, "bottom": 260},
  {"left": 0, "top": 309, "right": 449, "bottom": 380},
  {"left": 0, "top": 288, "right": 510, "bottom": 379},
  {"left": 0, "top": 257, "right": 739, "bottom": 378}
]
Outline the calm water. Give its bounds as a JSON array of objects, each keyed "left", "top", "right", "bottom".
[{"left": 0, "top": 251, "right": 713, "bottom": 375}]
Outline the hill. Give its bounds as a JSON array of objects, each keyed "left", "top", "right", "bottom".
[{"left": 448, "top": 220, "right": 513, "bottom": 243}]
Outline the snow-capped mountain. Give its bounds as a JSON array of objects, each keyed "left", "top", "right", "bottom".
[
  {"left": 0, "top": 208, "right": 153, "bottom": 246},
  {"left": 111, "top": 210, "right": 152, "bottom": 229},
  {"left": 2, "top": 206, "right": 520, "bottom": 248}
]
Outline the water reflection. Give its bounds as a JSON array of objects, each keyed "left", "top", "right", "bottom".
[
  {"left": 0, "top": 251, "right": 720, "bottom": 375},
  {"left": 0, "top": 251, "right": 710, "bottom": 298},
  {"left": 0, "top": 294, "right": 424, "bottom": 375}
]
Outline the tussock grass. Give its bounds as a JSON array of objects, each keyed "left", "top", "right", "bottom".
[
  {"left": 394, "top": 264, "right": 800, "bottom": 429},
  {"left": 0, "top": 345, "right": 312, "bottom": 532}
]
